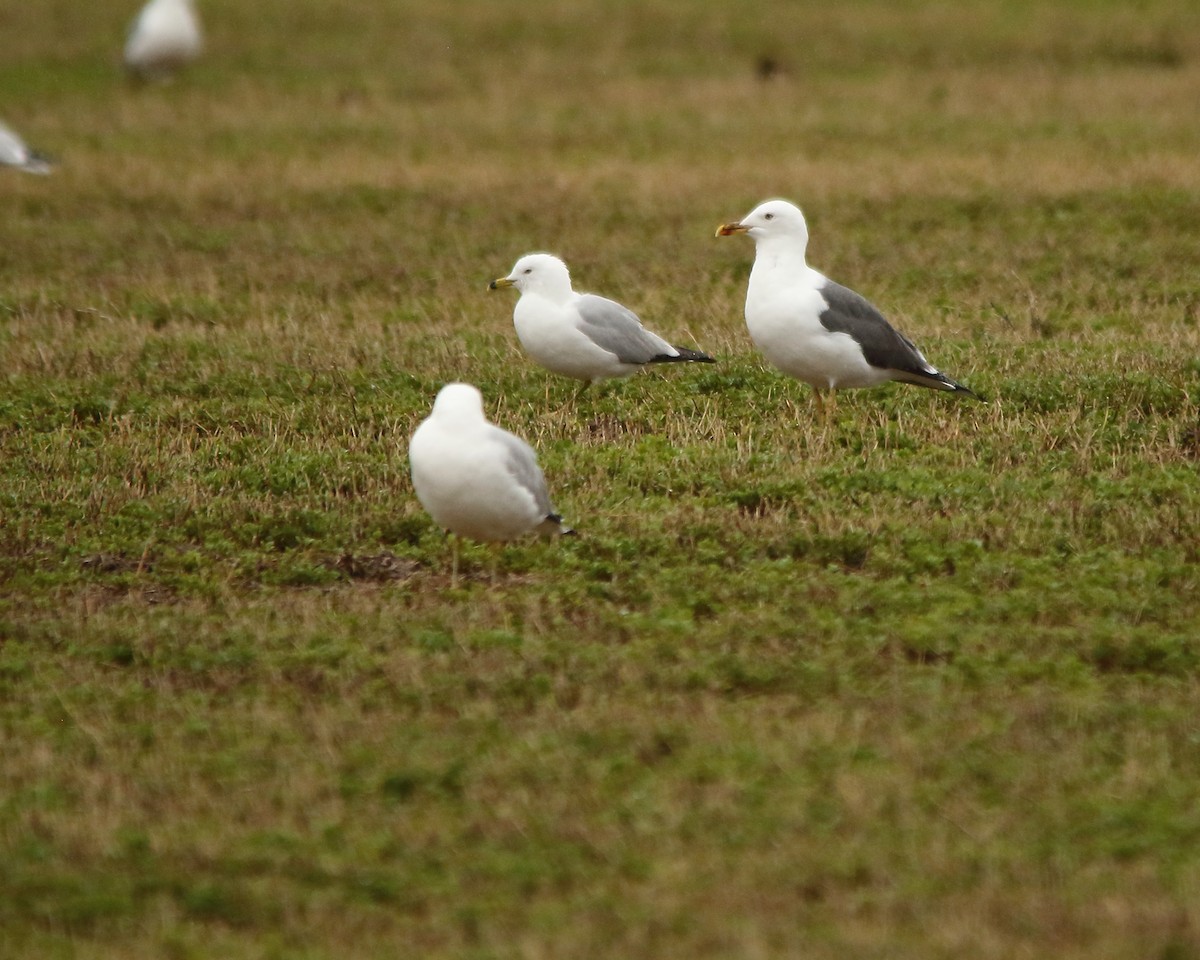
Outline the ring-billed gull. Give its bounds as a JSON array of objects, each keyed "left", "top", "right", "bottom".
[
  {"left": 489, "top": 253, "right": 714, "bottom": 385},
  {"left": 409, "top": 383, "right": 573, "bottom": 543},
  {"left": 124, "top": 0, "right": 203, "bottom": 82},
  {"left": 0, "top": 120, "right": 53, "bottom": 175},
  {"left": 717, "top": 199, "right": 980, "bottom": 415}
]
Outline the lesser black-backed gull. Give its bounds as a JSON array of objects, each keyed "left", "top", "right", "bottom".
[{"left": 717, "top": 199, "right": 980, "bottom": 414}]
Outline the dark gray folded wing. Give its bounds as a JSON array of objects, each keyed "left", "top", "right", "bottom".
[
  {"left": 817, "top": 279, "right": 937, "bottom": 377},
  {"left": 575, "top": 294, "right": 677, "bottom": 364}
]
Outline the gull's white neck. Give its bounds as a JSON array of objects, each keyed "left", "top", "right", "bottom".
[
  {"left": 526, "top": 281, "right": 574, "bottom": 306},
  {"left": 748, "top": 234, "right": 813, "bottom": 297}
]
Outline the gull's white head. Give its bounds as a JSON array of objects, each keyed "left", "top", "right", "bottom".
[
  {"left": 489, "top": 253, "right": 573, "bottom": 300},
  {"left": 430, "top": 382, "right": 486, "bottom": 425},
  {"left": 717, "top": 199, "right": 809, "bottom": 253}
]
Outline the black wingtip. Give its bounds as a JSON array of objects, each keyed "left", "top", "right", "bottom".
[
  {"left": 927, "top": 370, "right": 984, "bottom": 402},
  {"left": 951, "top": 382, "right": 986, "bottom": 403},
  {"left": 900, "top": 370, "right": 985, "bottom": 402},
  {"left": 17, "top": 150, "right": 55, "bottom": 175},
  {"left": 651, "top": 346, "right": 716, "bottom": 364}
]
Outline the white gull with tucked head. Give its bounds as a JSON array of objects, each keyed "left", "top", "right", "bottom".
[
  {"left": 0, "top": 120, "right": 53, "bottom": 175},
  {"left": 490, "top": 253, "right": 714, "bottom": 385},
  {"left": 124, "top": 0, "right": 203, "bottom": 81},
  {"left": 717, "top": 199, "right": 979, "bottom": 405},
  {"left": 409, "top": 383, "right": 571, "bottom": 542}
]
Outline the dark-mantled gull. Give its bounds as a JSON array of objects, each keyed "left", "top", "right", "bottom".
[
  {"left": 717, "top": 199, "right": 980, "bottom": 414},
  {"left": 489, "top": 253, "right": 714, "bottom": 385},
  {"left": 409, "top": 383, "right": 572, "bottom": 543},
  {"left": 125, "top": 0, "right": 203, "bottom": 81},
  {"left": 0, "top": 120, "right": 53, "bottom": 175}
]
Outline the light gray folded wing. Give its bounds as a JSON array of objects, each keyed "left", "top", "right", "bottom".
[
  {"left": 494, "top": 427, "right": 556, "bottom": 518},
  {"left": 575, "top": 294, "right": 677, "bottom": 364}
]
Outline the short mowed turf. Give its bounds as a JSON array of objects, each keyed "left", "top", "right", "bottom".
[{"left": 3, "top": 1, "right": 1200, "bottom": 957}]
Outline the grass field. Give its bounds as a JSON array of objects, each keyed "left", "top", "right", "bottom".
[{"left": 3, "top": 0, "right": 1200, "bottom": 957}]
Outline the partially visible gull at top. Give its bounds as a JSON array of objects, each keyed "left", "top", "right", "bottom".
[
  {"left": 489, "top": 253, "right": 715, "bottom": 386},
  {"left": 124, "top": 0, "right": 203, "bottom": 82},
  {"left": 717, "top": 199, "right": 981, "bottom": 414},
  {"left": 409, "top": 383, "right": 573, "bottom": 543},
  {"left": 0, "top": 120, "right": 53, "bottom": 175}
]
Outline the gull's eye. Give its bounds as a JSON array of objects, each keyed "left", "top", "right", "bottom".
[
  {"left": 763, "top": 213, "right": 774, "bottom": 220},
  {"left": 523, "top": 268, "right": 532, "bottom": 274}
]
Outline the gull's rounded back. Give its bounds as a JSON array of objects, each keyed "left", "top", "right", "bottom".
[{"left": 431, "top": 382, "right": 486, "bottom": 424}]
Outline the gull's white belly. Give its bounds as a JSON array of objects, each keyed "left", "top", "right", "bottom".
[
  {"left": 513, "top": 298, "right": 631, "bottom": 383},
  {"left": 745, "top": 285, "right": 890, "bottom": 390}
]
